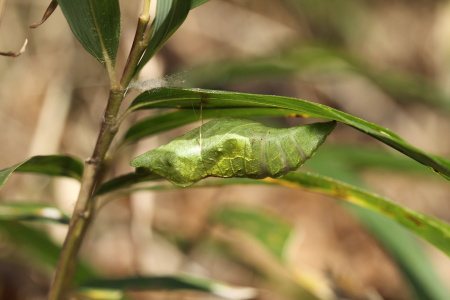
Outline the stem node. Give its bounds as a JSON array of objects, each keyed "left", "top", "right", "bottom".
[{"left": 48, "top": 2, "right": 153, "bottom": 298}]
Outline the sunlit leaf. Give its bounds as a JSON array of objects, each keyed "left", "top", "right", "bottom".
[
  {"left": 212, "top": 206, "right": 295, "bottom": 260},
  {"left": 264, "top": 172, "right": 450, "bottom": 258},
  {"left": 186, "top": 45, "right": 450, "bottom": 112},
  {"left": 135, "top": 0, "right": 191, "bottom": 74},
  {"left": 121, "top": 108, "right": 302, "bottom": 145},
  {"left": 127, "top": 88, "right": 450, "bottom": 180},
  {"left": 191, "top": 0, "right": 212, "bottom": 9},
  {"left": 210, "top": 225, "right": 322, "bottom": 300},
  {"left": 95, "top": 172, "right": 450, "bottom": 258},
  {"left": 304, "top": 144, "right": 438, "bottom": 181},
  {"left": 347, "top": 205, "right": 450, "bottom": 300},
  {"left": 304, "top": 146, "right": 450, "bottom": 299},
  {"left": 0, "top": 203, "right": 70, "bottom": 224},
  {"left": 284, "top": 0, "right": 365, "bottom": 44},
  {"left": 77, "top": 274, "right": 256, "bottom": 299},
  {"left": 57, "top": 0, "right": 121, "bottom": 68},
  {"left": 94, "top": 172, "right": 160, "bottom": 196},
  {"left": 0, "top": 221, "right": 95, "bottom": 282},
  {"left": 0, "top": 155, "right": 84, "bottom": 190}
]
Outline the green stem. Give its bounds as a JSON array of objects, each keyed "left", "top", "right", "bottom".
[
  {"left": 47, "top": 89, "right": 124, "bottom": 300},
  {"left": 121, "top": 0, "right": 153, "bottom": 88},
  {"left": 48, "top": 2, "right": 153, "bottom": 298}
]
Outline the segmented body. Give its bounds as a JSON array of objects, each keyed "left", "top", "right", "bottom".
[{"left": 131, "top": 118, "right": 335, "bottom": 187}]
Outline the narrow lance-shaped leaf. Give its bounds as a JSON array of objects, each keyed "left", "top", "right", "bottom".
[
  {"left": 266, "top": 172, "right": 450, "bottom": 258},
  {"left": 0, "top": 221, "right": 95, "bottom": 282},
  {"left": 94, "top": 172, "right": 161, "bottom": 196},
  {"left": 97, "top": 172, "right": 450, "bottom": 258},
  {"left": 121, "top": 108, "right": 304, "bottom": 145},
  {"left": 135, "top": 0, "right": 191, "bottom": 75},
  {"left": 0, "top": 203, "right": 70, "bottom": 224},
  {"left": 0, "top": 155, "right": 84, "bottom": 190},
  {"left": 186, "top": 45, "right": 450, "bottom": 112},
  {"left": 127, "top": 88, "right": 450, "bottom": 180},
  {"left": 212, "top": 206, "right": 295, "bottom": 261},
  {"left": 303, "top": 146, "right": 450, "bottom": 299},
  {"left": 191, "top": 0, "right": 212, "bottom": 9},
  {"left": 95, "top": 174, "right": 450, "bottom": 298},
  {"left": 77, "top": 274, "right": 256, "bottom": 300},
  {"left": 130, "top": 118, "right": 336, "bottom": 187},
  {"left": 304, "top": 145, "right": 439, "bottom": 181},
  {"left": 347, "top": 204, "right": 450, "bottom": 300},
  {"left": 133, "top": 0, "right": 211, "bottom": 75},
  {"left": 300, "top": 143, "right": 449, "bottom": 298},
  {"left": 57, "top": 0, "right": 121, "bottom": 68}
]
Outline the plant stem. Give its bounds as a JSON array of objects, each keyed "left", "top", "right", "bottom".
[
  {"left": 48, "top": 3, "right": 153, "bottom": 298},
  {"left": 47, "top": 89, "right": 124, "bottom": 300},
  {"left": 121, "top": 0, "right": 153, "bottom": 88}
]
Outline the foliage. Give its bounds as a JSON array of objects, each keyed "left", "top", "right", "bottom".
[{"left": 0, "top": 0, "right": 448, "bottom": 299}]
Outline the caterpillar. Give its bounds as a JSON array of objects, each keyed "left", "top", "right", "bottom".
[{"left": 131, "top": 118, "right": 336, "bottom": 187}]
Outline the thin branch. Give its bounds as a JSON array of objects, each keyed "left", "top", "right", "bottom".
[
  {"left": 49, "top": 1, "right": 155, "bottom": 298},
  {"left": 142, "top": 0, "right": 151, "bottom": 19},
  {"left": 48, "top": 89, "right": 124, "bottom": 300},
  {"left": 120, "top": 0, "right": 153, "bottom": 88}
]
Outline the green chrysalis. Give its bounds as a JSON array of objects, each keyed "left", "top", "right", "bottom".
[{"left": 131, "top": 118, "right": 336, "bottom": 187}]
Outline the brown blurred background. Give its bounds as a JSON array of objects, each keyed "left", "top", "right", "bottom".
[{"left": 0, "top": 0, "right": 449, "bottom": 299}]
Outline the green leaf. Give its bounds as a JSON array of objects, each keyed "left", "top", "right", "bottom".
[
  {"left": 77, "top": 274, "right": 256, "bottom": 299},
  {"left": 185, "top": 46, "right": 346, "bottom": 87},
  {"left": 0, "top": 203, "right": 70, "bottom": 224},
  {"left": 186, "top": 45, "right": 450, "bottom": 112},
  {"left": 97, "top": 173, "right": 450, "bottom": 258},
  {"left": 135, "top": 0, "right": 191, "bottom": 74},
  {"left": 212, "top": 206, "right": 295, "bottom": 260},
  {"left": 305, "top": 145, "right": 439, "bottom": 181},
  {"left": 0, "top": 155, "right": 84, "bottom": 190},
  {"left": 96, "top": 171, "right": 450, "bottom": 298},
  {"left": 190, "top": 0, "right": 212, "bottom": 9},
  {"left": 127, "top": 88, "right": 450, "bottom": 180},
  {"left": 122, "top": 108, "right": 302, "bottom": 145},
  {"left": 94, "top": 172, "right": 161, "bottom": 196},
  {"left": 265, "top": 172, "right": 450, "bottom": 258},
  {"left": 347, "top": 205, "right": 450, "bottom": 300},
  {"left": 208, "top": 211, "right": 321, "bottom": 300},
  {"left": 285, "top": 0, "right": 365, "bottom": 44},
  {"left": 304, "top": 149, "right": 450, "bottom": 300},
  {"left": 57, "top": 0, "right": 121, "bottom": 68},
  {"left": 130, "top": 118, "right": 335, "bottom": 187},
  {"left": 303, "top": 146, "right": 450, "bottom": 299},
  {"left": 0, "top": 220, "right": 95, "bottom": 282}
]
